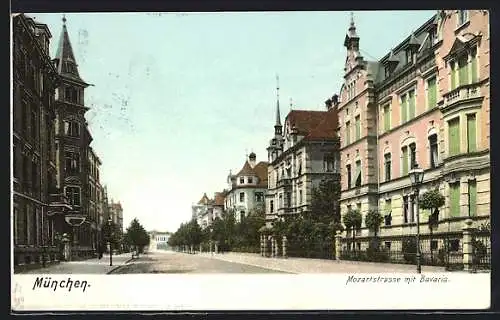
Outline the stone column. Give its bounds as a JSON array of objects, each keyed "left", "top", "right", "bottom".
[
  {"left": 335, "top": 230, "right": 342, "bottom": 261},
  {"left": 282, "top": 236, "right": 287, "bottom": 258},
  {"left": 263, "top": 236, "right": 268, "bottom": 257},
  {"left": 271, "top": 237, "right": 275, "bottom": 258},
  {"left": 462, "top": 218, "right": 475, "bottom": 272}
]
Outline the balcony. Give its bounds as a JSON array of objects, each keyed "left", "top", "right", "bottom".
[
  {"left": 47, "top": 193, "right": 73, "bottom": 216},
  {"left": 442, "top": 83, "right": 483, "bottom": 111},
  {"left": 277, "top": 178, "right": 292, "bottom": 188}
]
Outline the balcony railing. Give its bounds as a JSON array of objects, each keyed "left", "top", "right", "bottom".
[
  {"left": 443, "top": 83, "right": 482, "bottom": 109},
  {"left": 277, "top": 178, "right": 292, "bottom": 187}
]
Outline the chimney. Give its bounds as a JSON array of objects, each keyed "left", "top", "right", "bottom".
[
  {"left": 248, "top": 152, "right": 257, "bottom": 168},
  {"left": 332, "top": 94, "right": 340, "bottom": 108}
]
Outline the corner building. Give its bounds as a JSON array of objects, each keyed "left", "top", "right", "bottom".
[{"left": 337, "top": 11, "right": 490, "bottom": 240}]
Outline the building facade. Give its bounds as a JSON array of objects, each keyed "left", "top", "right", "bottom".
[
  {"left": 225, "top": 153, "right": 268, "bottom": 222},
  {"left": 337, "top": 10, "right": 490, "bottom": 239},
  {"left": 148, "top": 231, "right": 171, "bottom": 251},
  {"left": 265, "top": 92, "right": 340, "bottom": 226},
  {"left": 108, "top": 200, "right": 124, "bottom": 234},
  {"left": 52, "top": 16, "right": 96, "bottom": 259},
  {"left": 192, "top": 192, "right": 226, "bottom": 229},
  {"left": 12, "top": 14, "right": 72, "bottom": 267},
  {"left": 88, "top": 147, "right": 103, "bottom": 250}
]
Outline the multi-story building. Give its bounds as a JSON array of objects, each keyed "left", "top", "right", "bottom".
[
  {"left": 337, "top": 10, "right": 490, "bottom": 239},
  {"left": 88, "top": 147, "right": 103, "bottom": 250},
  {"left": 52, "top": 16, "right": 95, "bottom": 259},
  {"left": 148, "top": 231, "right": 171, "bottom": 251},
  {"left": 109, "top": 200, "right": 124, "bottom": 234},
  {"left": 225, "top": 153, "right": 268, "bottom": 222},
  {"left": 265, "top": 86, "right": 340, "bottom": 226},
  {"left": 191, "top": 192, "right": 226, "bottom": 229},
  {"left": 12, "top": 13, "right": 72, "bottom": 267}
]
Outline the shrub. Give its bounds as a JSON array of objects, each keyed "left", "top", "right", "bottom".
[
  {"left": 402, "top": 237, "right": 417, "bottom": 264},
  {"left": 472, "top": 239, "right": 488, "bottom": 265}
]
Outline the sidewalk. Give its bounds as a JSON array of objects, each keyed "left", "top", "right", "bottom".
[
  {"left": 20, "top": 253, "right": 134, "bottom": 275},
  {"left": 199, "top": 252, "right": 447, "bottom": 273}
]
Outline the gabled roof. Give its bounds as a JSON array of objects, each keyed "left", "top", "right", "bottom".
[
  {"left": 286, "top": 110, "right": 327, "bottom": 135},
  {"left": 198, "top": 193, "right": 210, "bottom": 205},
  {"left": 214, "top": 192, "right": 225, "bottom": 206},
  {"left": 304, "top": 108, "right": 339, "bottom": 141}
]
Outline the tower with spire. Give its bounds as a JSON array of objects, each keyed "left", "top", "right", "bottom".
[
  {"left": 343, "top": 12, "right": 365, "bottom": 75},
  {"left": 52, "top": 15, "right": 95, "bottom": 259},
  {"left": 267, "top": 75, "right": 284, "bottom": 163}
]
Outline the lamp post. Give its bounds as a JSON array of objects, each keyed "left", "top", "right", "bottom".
[
  {"left": 209, "top": 226, "right": 214, "bottom": 256},
  {"left": 107, "top": 217, "right": 114, "bottom": 267},
  {"left": 409, "top": 163, "right": 424, "bottom": 274}
]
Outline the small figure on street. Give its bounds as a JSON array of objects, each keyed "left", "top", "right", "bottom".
[{"left": 98, "top": 242, "right": 104, "bottom": 260}]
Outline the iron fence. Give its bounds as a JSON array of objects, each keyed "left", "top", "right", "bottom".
[{"left": 286, "top": 239, "right": 335, "bottom": 260}]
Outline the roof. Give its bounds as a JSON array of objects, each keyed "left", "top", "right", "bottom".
[
  {"left": 304, "top": 108, "right": 339, "bottom": 141},
  {"left": 236, "top": 161, "right": 256, "bottom": 176},
  {"left": 286, "top": 110, "right": 327, "bottom": 135},
  {"left": 253, "top": 161, "right": 269, "bottom": 188},
  {"left": 198, "top": 193, "right": 210, "bottom": 205},
  {"left": 214, "top": 192, "right": 225, "bottom": 206},
  {"left": 54, "top": 18, "right": 88, "bottom": 85}
]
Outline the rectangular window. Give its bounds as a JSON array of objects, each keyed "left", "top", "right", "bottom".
[
  {"left": 385, "top": 199, "right": 392, "bottom": 215},
  {"left": 409, "top": 143, "right": 416, "bottom": 169},
  {"left": 31, "top": 160, "right": 38, "bottom": 195},
  {"left": 458, "top": 55, "right": 469, "bottom": 86},
  {"left": 401, "top": 94, "right": 407, "bottom": 124},
  {"left": 471, "top": 47, "right": 478, "bottom": 83},
  {"left": 402, "top": 146, "right": 409, "bottom": 176},
  {"left": 345, "top": 121, "right": 351, "bottom": 145},
  {"left": 299, "top": 189, "right": 303, "bottom": 204},
  {"left": 22, "top": 101, "right": 29, "bottom": 135},
  {"left": 429, "top": 134, "right": 439, "bottom": 168},
  {"left": 324, "top": 155, "right": 334, "bottom": 172},
  {"left": 30, "top": 109, "right": 37, "bottom": 141},
  {"left": 247, "top": 177, "right": 253, "bottom": 184},
  {"left": 66, "top": 186, "right": 81, "bottom": 206},
  {"left": 408, "top": 90, "right": 415, "bottom": 119},
  {"left": 448, "top": 118, "right": 460, "bottom": 156},
  {"left": 458, "top": 10, "right": 468, "bottom": 26},
  {"left": 450, "top": 62, "right": 457, "bottom": 90},
  {"left": 286, "top": 193, "right": 291, "bottom": 208},
  {"left": 449, "top": 182, "right": 460, "bottom": 217},
  {"left": 467, "top": 114, "right": 477, "bottom": 152},
  {"left": 384, "top": 153, "right": 391, "bottom": 181},
  {"left": 355, "top": 115, "right": 361, "bottom": 140},
  {"left": 427, "top": 77, "right": 437, "bottom": 109},
  {"left": 270, "top": 200, "right": 274, "bottom": 213},
  {"left": 239, "top": 192, "right": 244, "bottom": 202},
  {"left": 239, "top": 177, "right": 244, "bottom": 184},
  {"left": 383, "top": 104, "right": 391, "bottom": 131},
  {"left": 468, "top": 180, "right": 477, "bottom": 217},
  {"left": 279, "top": 193, "right": 283, "bottom": 208},
  {"left": 385, "top": 242, "right": 391, "bottom": 250},
  {"left": 355, "top": 160, "right": 361, "bottom": 187},
  {"left": 346, "top": 164, "right": 352, "bottom": 189},
  {"left": 403, "top": 196, "right": 409, "bottom": 223}
]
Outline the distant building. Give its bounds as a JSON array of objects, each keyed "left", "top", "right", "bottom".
[
  {"left": 191, "top": 191, "right": 226, "bottom": 229},
  {"left": 108, "top": 200, "right": 123, "bottom": 233},
  {"left": 265, "top": 82, "right": 340, "bottom": 226},
  {"left": 87, "top": 147, "right": 103, "bottom": 250},
  {"left": 225, "top": 153, "right": 268, "bottom": 222},
  {"left": 148, "top": 231, "right": 171, "bottom": 251}
]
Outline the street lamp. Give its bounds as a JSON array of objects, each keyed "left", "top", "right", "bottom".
[
  {"left": 209, "top": 226, "right": 214, "bottom": 256},
  {"left": 409, "top": 163, "right": 424, "bottom": 274},
  {"left": 107, "top": 217, "right": 114, "bottom": 266}
]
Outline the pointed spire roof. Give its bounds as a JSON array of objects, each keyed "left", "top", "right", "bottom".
[
  {"left": 348, "top": 12, "right": 358, "bottom": 38},
  {"left": 275, "top": 75, "right": 282, "bottom": 127},
  {"left": 54, "top": 15, "right": 87, "bottom": 85}
]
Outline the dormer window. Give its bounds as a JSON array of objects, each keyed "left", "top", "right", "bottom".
[
  {"left": 429, "top": 28, "right": 436, "bottom": 45},
  {"left": 239, "top": 177, "right": 244, "bottom": 184},
  {"left": 247, "top": 177, "right": 253, "bottom": 184},
  {"left": 405, "top": 49, "right": 414, "bottom": 65},
  {"left": 385, "top": 65, "right": 392, "bottom": 78}
]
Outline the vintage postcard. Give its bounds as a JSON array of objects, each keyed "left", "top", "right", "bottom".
[{"left": 11, "top": 10, "right": 491, "bottom": 311}]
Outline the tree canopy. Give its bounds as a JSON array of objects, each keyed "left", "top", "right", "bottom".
[{"left": 123, "top": 218, "right": 150, "bottom": 254}]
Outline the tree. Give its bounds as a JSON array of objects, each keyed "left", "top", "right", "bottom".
[
  {"left": 365, "top": 210, "right": 384, "bottom": 237},
  {"left": 343, "top": 209, "right": 362, "bottom": 251},
  {"left": 420, "top": 188, "right": 445, "bottom": 229},
  {"left": 123, "top": 218, "right": 150, "bottom": 256},
  {"left": 310, "top": 178, "right": 341, "bottom": 225}
]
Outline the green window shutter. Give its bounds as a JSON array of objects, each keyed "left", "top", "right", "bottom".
[
  {"left": 471, "top": 55, "right": 478, "bottom": 83},
  {"left": 355, "top": 116, "right": 360, "bottom": 140},
  {"left": 401, "top": 95, "right": 407, "bottom": 124},
  {"left": 384, "top": 105, "right": 390, "bottom": 131},
  {"left": 451, "top": 66, "right": 457, "bottom": 90},
  {"left": 467, "top": 114, "right": 477, "bottom": 152},
  {"left": 427, "top": 77, "right": 436, "bottom": 109},
  {"left": 448, "top": 118, "right": 460, "bottom": 156},
  {"left": 408, "top": 90, "right": 415, "bottom": 119},
  {"left": 468, "top": 181, "right": 477, "bottom": 217},
  {"left": 459, "top": 57, "right": 469, "bottom": 86},
  {"left": 449, "top": 183, "right": 460, "bottom": 217},
  {"left": 402, "top": 147, "right": 408, "bottom": 176}
]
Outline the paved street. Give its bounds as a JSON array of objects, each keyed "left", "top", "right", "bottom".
[
  {"left": 20, "top": 253, "right": 133, "bottom": 274},
  {"left": 112, "top": 250, "right": 287, "bottom": 274},
  {"left": 112, "top": 250, "right": 447, "bottom": 274}
]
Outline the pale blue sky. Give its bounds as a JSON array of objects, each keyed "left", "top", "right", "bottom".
[{"left": 30, "top": 11, "right": 435, "bottom": 232}]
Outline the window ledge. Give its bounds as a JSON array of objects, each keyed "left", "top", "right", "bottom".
[{"left": 454, "top": 20, "right": 471, "bottom": 34}]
